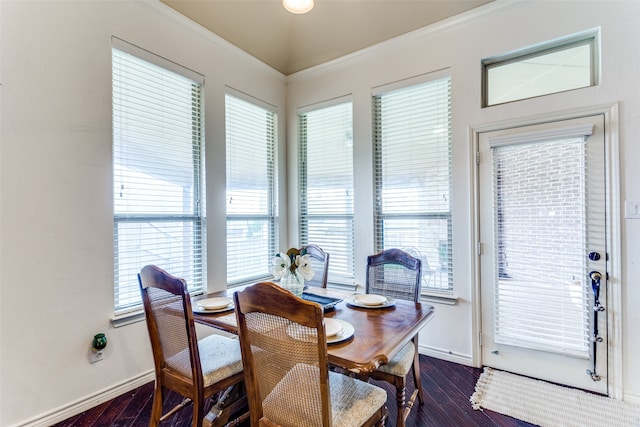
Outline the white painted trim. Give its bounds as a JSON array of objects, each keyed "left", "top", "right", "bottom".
[
  {"left": 142, "top": 0, "right": 286, "bottom": 82},
  {"left": 488, "top": 124, "right": 594, "bottom": 147},
  {"left": 469, "top": 125, "right": 483, "bottom": 369},
  {"left": 371, "top": 68, "right": 451, "bottom": 96},
  {"left": 420, "top": 293, "right": 458, "bottom": 306},
  {"left": 419, "top": 344, "right": 474, "bottom": 367},
  {"left": 111, "top": 310, "right": 146, "bottom": 328},
  {"left": 624, "top": 393, "right": 640, "bottom": 406},
  {"left": 225, "top": 86, "right": 278, "bottom": 113},
  {"left": 296, "top": 94, "right": 354, "bottom": 115},
  {"left": 287, "top": 0, "right": 516, "bottom": 83},
  {"left": 603, "top": 103, "right": 622, "bottom": 400},
  {"left": 470, "top": 102, "right": 622, "bottom": 399},
  {"left": 112, "top": 36, "right": 204, "bottom": 83},
  {"left": 8, "top": 371, "right": 154, "bottom": 427}
]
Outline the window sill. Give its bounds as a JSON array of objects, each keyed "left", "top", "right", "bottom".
[
  {"left": 110, "top": 286, "right": 457, "bottom": 326},
  {"left": 327, "top": 282, "right": 358, "bottom": 292},
  {"left": 420, "top": 292, "right": 458, "bottom": 305},
  {"left": 111, "top": 310, "right": 146, "bottom": 328},
  {"left": 111, "top": 290, "right": 207, "bottom": 328}
]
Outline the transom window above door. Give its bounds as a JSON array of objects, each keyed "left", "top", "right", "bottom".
[{"left": 482, "top": 30, "right": 599, "bottom": 107}]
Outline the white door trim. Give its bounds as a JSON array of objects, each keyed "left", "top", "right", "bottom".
[{"left": 469, "top": 103, "right": 621, "bottom": 398}]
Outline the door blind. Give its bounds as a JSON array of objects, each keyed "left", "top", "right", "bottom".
[{"left": 491, "top": 134, "right": 591, "bottom": 357}]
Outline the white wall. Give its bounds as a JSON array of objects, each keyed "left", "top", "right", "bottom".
[
  {"left": 286, "top": 0, "right": 640, "bottom": 402},
  {"left": 2, "top": 0, "right": 640, "bottom": 426},
  {"left": 0, "top": 1, "right": 286, "bottom": 426}
]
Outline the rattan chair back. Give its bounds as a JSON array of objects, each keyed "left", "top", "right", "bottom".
[
  {"left": 235, "top": 281, "right": 331, "bottom": 426},
  {"left": 366, "top": 248, "right": 422, "bottom": 302},
  {"left": 301, "top": 244, "right": 330, "bottom": 288}
]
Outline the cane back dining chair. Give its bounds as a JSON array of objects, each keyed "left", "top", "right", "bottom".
[
  {"left": 301, "top": 244, "right": 330, "bottom": 288},
  {"left": 138, "top": 265, "right": 245, "bottom": 427},
  {"left": 234, "top": 281, "right": 388, "bottom": 427},
  {"left": 365, "top": 249, "right": 423, "bottom": 427}
]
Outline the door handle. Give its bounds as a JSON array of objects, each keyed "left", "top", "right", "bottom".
[
  {"left": 588, "top": 269, "right": 604, "bottom": 382},
  {"left": 589, "top": 271, "right": 604, "bottom": 311}
]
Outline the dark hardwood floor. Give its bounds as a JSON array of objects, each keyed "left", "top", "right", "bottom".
[{"left": 53, "top": 355, "right": 536, "bottom": 427}]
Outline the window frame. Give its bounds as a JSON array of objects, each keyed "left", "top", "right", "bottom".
[
  {"left": 372, "top": 71, "right": 453, "bottom": 295},
  {"left": 225, "top": 89, "right": 279, "bottom": 286},
  {"left": 298, "top": 97, "right": 355, "bottom": 287},
  {"left": 112, "top": 38, "right": 206, "bottom": 316},
  {"left": 482, "top": 30, "right": 599, "bottom": 107}
]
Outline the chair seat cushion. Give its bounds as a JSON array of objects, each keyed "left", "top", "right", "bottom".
[
  {"left": 262, "top": 364, "right": 387, "bottom": 427},
  {"left": 198, "top": 335, "right": 243, "bottom": 386},
  {"left": 330, "top": 370, "right": 387, "bottom": 427},
  {"left": 375, "top": 341, "right": 415, "bottom": 377},
  {"left": 165, "top": 334, "right": 243, "bottom": 386}
]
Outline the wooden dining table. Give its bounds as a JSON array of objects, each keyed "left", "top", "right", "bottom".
[
  {"left": 192, "top": 285, "right": 435, "bottom": 374},
  {"left": 192, "top": 284, "right": 435, "bottom": 426}
]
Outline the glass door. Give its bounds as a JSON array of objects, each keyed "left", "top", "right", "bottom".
[{"left": 478, "top": 115, "right": 608, "bottom": 394}]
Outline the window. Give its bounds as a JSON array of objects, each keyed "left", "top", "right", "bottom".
[
  {"left": 112, "top": 39, "right": 205, "bottom": 314},
  {"left": 372, "top": 72, "right": 453, "bottom": 293},
  {"left": 225, "top": 91, "right": 278, "bottom": 284},
  {"left": 298, "top": 99, "right": 354, "bottom": 285},
  {"left": 483, "top": 31, "right": 599, "bottom": 107}
]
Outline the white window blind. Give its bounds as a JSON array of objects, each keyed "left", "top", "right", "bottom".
[
  {"left": 299, "top": 100, "right": 354, "bottom": 285},
  {"left": 225, "top": 92, "right": 278, "bottom": 284},
  {"left": 491, "top": 133, "right": 591, "bottom": 357},
  {"left": 372, "top": 73, "right": 453, "bottom": 293},
  {"left": 112, "top": 41, "right": 205, "bottom": 314}
]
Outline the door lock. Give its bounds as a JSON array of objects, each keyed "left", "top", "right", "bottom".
[
  {"left": 588, "top": 252, "right": 601, "bottom": 261},
  {"left": 589, "top": 271, "right": 602, "bottom": 282}
]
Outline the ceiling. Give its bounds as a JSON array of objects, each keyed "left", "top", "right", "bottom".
[{"left": 160, "top": 0, "right": 494, "bottom": 75}]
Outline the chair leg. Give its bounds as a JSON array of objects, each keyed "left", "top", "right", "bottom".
[
  {"left": 394, "top": 378, "right": 407, "bottom": 427},
  {"left": 412, "top": 354, "right": 424, "bottom": 404},
  {"left": 192, "top": 393, "right": 206, "bottom": 427},
  {"left": 150, "top": 381, "right": 164, "bottom": 427},
  {"left": 375, "top": 408, "right": 388, "bottom": 427}
]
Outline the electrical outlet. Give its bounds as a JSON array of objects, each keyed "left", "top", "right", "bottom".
[
  {"left": 625, "top": 200, "right": 640, "bottom": 219},
  {"left": 89, "top": 349, "right": 104, "bottom": 364}
]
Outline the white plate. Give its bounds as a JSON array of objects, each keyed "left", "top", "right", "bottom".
[
  {"left": 324, "top": 318, "right": 343, "bottom": 337},
  {"left": 286, "top": 319, "right": 354, "bottom": 344},
  {"left": 197, "top": 297, "right": 232, "bottom": 310},
  {"left": 353, "top": 294, "right": 387, "bottom": 306},
  {"left": 327, "top": 319, "right": 354, "bottom": 344},
  {"left": 192, "top": 302, "right": 234, "bottom": 314},
  {"left": 348, "top": 295, "right": 396, "bottom": 309}
]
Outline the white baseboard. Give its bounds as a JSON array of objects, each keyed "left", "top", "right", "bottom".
[
  {"left": 624, "top": 392, "right": 640, "bottom": 405},
  {"left": 418, "top": 344, "right": 474, "bottom": 367},
  {"left": 10, "top": 370, "right": 154, "bottom": 427}
]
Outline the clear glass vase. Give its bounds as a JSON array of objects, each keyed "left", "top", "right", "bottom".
[{"left": 279, "top": 269, "right": 304, "bottom": 297}]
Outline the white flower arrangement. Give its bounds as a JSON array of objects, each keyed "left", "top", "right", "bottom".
[{"left": 271, "top": 247, "right": 315, "bottom": 281}]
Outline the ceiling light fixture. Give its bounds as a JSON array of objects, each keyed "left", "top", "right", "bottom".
[{"left": 283, "top": 0, "right": 314, "bottom": 14}]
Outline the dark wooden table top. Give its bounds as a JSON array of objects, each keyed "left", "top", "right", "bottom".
[{"left": 192, "top": 285, "right": 435, "bottom": 374}]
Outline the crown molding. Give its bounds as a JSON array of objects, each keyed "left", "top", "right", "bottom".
[
  {"left": 287, "top": 0, "right": 516, "bottom": 84},
  {"left": 142, "top": 0, "right": 287, "bottom": 82}
]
